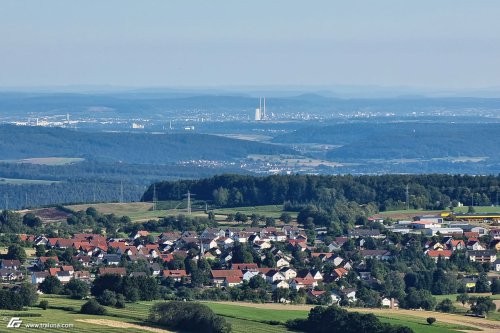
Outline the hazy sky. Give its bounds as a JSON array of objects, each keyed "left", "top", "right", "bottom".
[{"left": 1, "top": 1, "right": 500, "bottom": 90}]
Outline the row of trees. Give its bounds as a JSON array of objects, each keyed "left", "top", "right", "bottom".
[
  {"left": 144, "top": 174, "right": 500, "bottom": 211},
  {"left": 0, "top": 283, "right": 38, "bottom": 310}
]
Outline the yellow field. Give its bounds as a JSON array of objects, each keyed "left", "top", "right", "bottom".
[{"left": 0, "top": 247, "right": 36, "bottom": 257}]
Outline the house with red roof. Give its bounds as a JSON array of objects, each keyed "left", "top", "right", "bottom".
[
  {"left": 224, "top": 276, "right": 243, "bottom": 287},
  {"left": 448, "top": 239, "right": 465, "bottom": 251},
  {"left": 290, "top": 277, "right": 317, "bottom": 290},
  {"left": 231, "top": 263, "right": 258, "bottom": 270},
  {"left": 425, "top": 249, "right": 453, "bottom": 262},
  {"left": 162, "top": 269, "right": 189, "bottom": 282},
  {"left": 210, "top": 270, "right": 243, "bottom": 287},
  {"left": 99, "top": 267, "right": 126, "bottom": 276}
]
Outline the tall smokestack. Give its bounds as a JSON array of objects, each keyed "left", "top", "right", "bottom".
[{"left": 263, "top": 97, "right": 266, "bottom": 120}]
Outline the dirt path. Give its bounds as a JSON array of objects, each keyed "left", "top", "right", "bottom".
[
  {"left": 75, "top": 319, "right": 174, "bottom": 332},
  {"left": 215, "top": 301, "right": 500, "bottom": 333},
  {"left": 353, "top": 308, "right": 500, "bottom": 333}
]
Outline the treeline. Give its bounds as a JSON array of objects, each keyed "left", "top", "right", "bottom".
[
  {"left": 0, "top": 207, "right": 210, "bottom": 240},
  {"left": 0, "top": 161, "right": 246, "bottom": 185},
  {"left": 0, "top": 180, "right": 144, "bottom": 210},
  {"left": 0, "top": 283, "right": 38, "bottom": 310},
  {"left": 144, "top": 174, "right": 500, "bottom": 211}
]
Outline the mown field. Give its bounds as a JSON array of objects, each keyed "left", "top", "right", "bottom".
[
  {"left": 0, "top": 157, "right": 85, "bottom": 166},
  {"left": 0, "top": 177, "right": 60, "bottom": 185},
  {"left": 213, "top": 205, "right": 297, "bottom": 220},
  {"left": 0, "top": 296, "right": 484, "bottom": 333},
  {"left": 64, "top": 202, "right": 205, "bottom": 223},
  {"left": 63, "top": 202, "right": 295, "bottom": 224},
  {"left": 453, "top": 206, "right": 500, "bottom": 214},
  {"left": 0, "top": 247, "right": 36, "bottom": 258},
  {"left": 433, "top": 293, "right": 500, "bottom": 321}
]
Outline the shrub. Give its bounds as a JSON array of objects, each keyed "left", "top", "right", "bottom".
[
  {"left": 19, "top": 283, "right": 39, "bottom": 306},
  {"left": 97, "top": 290, "right": 117, "bottom": 306},
  {"left": 80, "top": 299, "right": 107, "bottom": 315},
  {"left": 115, "top": 293, "right": 126, "bottom": 308},
  {"left": 64, "top": 278, "right": 90, "bottom": 299},
  {"left": 39, "top": 276, "right": 62, "bottom": 295},
  {"left": 436, "top": 299, "right": 456, "bottom": 313},
  {"left": 149, "top": 301, "right": 231, "bottom": 333},
  {"left": 426, "top": 317, "right": 436, "bottom": 325},
  {"left": 39, "top": 300, "right": 49, "bottom": 310}
]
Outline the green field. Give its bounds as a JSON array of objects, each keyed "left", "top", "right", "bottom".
[
  {"left": 204, "top": 303, "right": 476, "bottom": 333},
  {"left": 434, "top": 293, "right": 500, "bottom": 302},
  {"left": 374, "top": 313, "right": 479, "bottom": 333},
  {"left": 213, "top": 205, "right": 297, "bottom": 220},
  {"left": 65, "top": 201, "right": 209, "bottom": 223},
  {"left": 0, "top": 296, "right": 477, "bottom": 333},
  {"left": 378, "top": 209, "right": 440, "bottom": 215},
  {"left": 433, "top": 293, "right": 500, "bottom": 321},
  {"left": 453, "top": 206, "right": 500, "bottom": 213},
  {"left": 64, "top": 202, "right": 296, "bottom": 224}
]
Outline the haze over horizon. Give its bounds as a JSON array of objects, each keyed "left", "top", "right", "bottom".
[{"left": 1, "top": 1, "right": 500, "bottom": 93}]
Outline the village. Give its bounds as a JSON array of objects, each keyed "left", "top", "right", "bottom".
[{"left": 1, "top": 210, "right": 499, "bottom": 309}]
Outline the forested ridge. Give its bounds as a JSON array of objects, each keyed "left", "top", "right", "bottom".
[
  {"left": 273, "top": 122, "right": 500, "bottom": 161},
  {"left": 0, "top": 125, "right": 294, "bottom": 163},
  {"left": 144, "top": 174, "right": 500, "bottom": 211},
  {"left": 0, "top": 161, "right": 250, "bottom": 209},
  {"left": 0, "top": 180, "right": 144, "bottom": 209},
  {"left": 0, "top": 160, "right": 247, "bottom": 184}
]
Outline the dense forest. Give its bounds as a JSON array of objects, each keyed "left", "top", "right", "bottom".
[
  {"left": 0, "top": 161, "right": 246, "bottom": 184},
  {"left": 273, "top": 122, "right": 500, "bottom": 161},
  {"left": 0, "top": 125, "right": 294, "bottom": 164},
  {"left": 144, "top": 174, "right": 500, "bottom": 211},
  {"left": 0, "top": 180, "right": 144, "bottom": 210},
  {"left": 0, "top": 163, "right": 229, "bottom": 212},
  {"left": 0, "top": 160, "right": 250, "bottom": 209}
]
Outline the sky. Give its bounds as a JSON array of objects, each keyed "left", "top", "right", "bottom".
[{"left": 1, "top": 1, "right": 500, "bottom": 91}]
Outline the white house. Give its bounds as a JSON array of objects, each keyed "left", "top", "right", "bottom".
[
  {"left": 243, "top": 270, "right": 260, "bottom": 281},
  {"left": 265, "top": 270, "right": 286, "bottom": 283},
  {"left": 31, "top": 271, "right": 50, "bottom": 284},
  {"left": 280, "top": 267, "right": 297, "bottom": 280},
  {"left": 276, "top": 258, "right": 290, "bottom": 268},
  {"left": 272, "top": 280, "right": 290, "bottom": 290},
  {"left": 56, "top": 271, "right": 72, "bottom": 283}
]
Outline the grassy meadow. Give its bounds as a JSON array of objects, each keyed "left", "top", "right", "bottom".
[
  {"left": 63, "top": 202, "right": 295, "bottom": 224},
  {"left": 0, "top": 295, "right": 485, "bottom": 333}
]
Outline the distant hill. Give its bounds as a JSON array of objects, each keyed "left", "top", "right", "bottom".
[
  {"left": 2, "top": 92, "right": 500, "bottom": 118},
  {"left": 0, "top": 125, "right": 294, "bottom": 164},
  {"left": 273, "top": 122, "right": 500, "bottom": 161}
]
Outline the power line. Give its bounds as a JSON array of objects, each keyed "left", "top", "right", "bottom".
[
  {"left": 406, "top": 184, "right": 409, "bottom": 210},
  {"left": 183, "top": 191, "right": 196, "bottom": 215},
  {"left": 120, "top": 181, "right": 124, "bottom": 203},
  {"left": 152, "top": 184, "right": 158, "bottom": 211}
]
